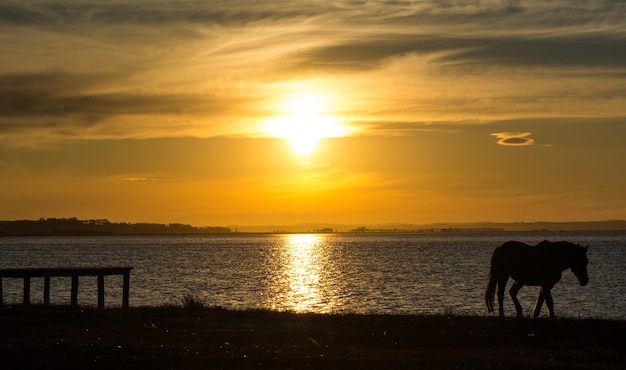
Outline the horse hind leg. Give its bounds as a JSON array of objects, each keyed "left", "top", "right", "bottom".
[
  {"left": 509, "top": 282, "right": 524, "bottom": 318},
  {"left": 533, "top": 289, "right": 546, "bottom": 318},
  {"left": 496, "top": 275, "right": 509, "bottom": 318},
  {"left": 544, "top": 289, "right": 556, "bottom": 319}
]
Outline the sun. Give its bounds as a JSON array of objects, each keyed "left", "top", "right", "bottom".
[{"left": 263, "top": 92, "right": 347, "bottom": 155}]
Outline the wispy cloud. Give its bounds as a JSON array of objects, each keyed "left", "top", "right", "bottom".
[
  {"left": 1, "top": 1, "right": 626, "bottom": 145},
  {"left": 491, "top": 132, "right": 535, "bottom": 146}
]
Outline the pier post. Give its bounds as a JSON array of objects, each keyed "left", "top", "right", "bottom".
[
  {"left": 122, "top": 271, "right": 130, "bottom": 308},
  {"left": 71, "top": 276, "right": 79, "bottom": 307},
  {"left": 44, "top": 276, "right": 51, "bottom": 306},
  {"left": 97, "top": 274, "right": 105, "bottom": 308},
  {"left": 23, "top": 277, "right": 30, "bottom": 305}
]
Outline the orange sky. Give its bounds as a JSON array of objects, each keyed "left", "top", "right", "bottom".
[{"left": 1, "top": 1, "right": 625, "bottom": 227}]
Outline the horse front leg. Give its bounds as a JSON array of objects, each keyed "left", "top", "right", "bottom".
[
  {"left": 509, "top": 282, "right": 524, "bottom": 318},
  {"left": 533, "top": 289, "right": 545, "bottom": 318}
]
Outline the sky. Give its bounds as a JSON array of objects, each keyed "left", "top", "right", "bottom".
[{"left": 1, "top": 0, "right": 626, "bottom": 227}]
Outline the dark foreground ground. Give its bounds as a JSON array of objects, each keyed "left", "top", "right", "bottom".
[{"left": 1, "top": 306, "right": 624, "bottom": 369}]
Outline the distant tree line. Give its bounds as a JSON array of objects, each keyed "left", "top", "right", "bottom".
[
  {"left": 0, "top": 218, "right": 231, "bottom": 236},
  {"left": 349, "top": 226, "right": 505, "bottom": 233}
]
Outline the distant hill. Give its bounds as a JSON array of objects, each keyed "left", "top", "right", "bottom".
[
  {"left": 229, "top": 220, "right": 626, "bottom": 233},
  {"left": 0, "top": 218, "right": 231, "bottom": 236}
]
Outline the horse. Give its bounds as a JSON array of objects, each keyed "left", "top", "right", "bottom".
[{"left": 484, "top": 240, "right": 588, "bottom": 319}]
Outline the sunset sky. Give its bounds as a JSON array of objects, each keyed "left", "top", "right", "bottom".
[{"left": 1, "top": 1, "right": 625, "bottom": 227}]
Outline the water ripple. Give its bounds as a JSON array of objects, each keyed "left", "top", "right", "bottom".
[{"left": 0, "top": 231, "right": 624, "bottom": 319}]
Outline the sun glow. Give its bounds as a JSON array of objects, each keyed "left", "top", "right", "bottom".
[{"left": 263, "top": 92, "right": 348, "bottom": 155}]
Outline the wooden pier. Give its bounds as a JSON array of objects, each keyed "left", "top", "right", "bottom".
[{"left": 0, "top": 267, "right": 133, "bottom": 308}]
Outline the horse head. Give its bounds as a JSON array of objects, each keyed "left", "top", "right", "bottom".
[{"left": 570, "top": 245, "right": 589, "bottom": 286}]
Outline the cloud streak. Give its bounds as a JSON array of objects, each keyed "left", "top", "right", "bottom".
[
  {"left": 491, "top": 132, "right": 535, "bottom": 146},
  {"left": 1, "top": 0, "right": 626, "bottom": 145}
]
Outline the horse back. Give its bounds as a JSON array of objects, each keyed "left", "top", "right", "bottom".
[{"left": 492, "top": 241, "right": 561, "bottom": 286}]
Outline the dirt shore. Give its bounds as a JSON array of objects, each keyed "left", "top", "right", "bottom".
[{"left": 1, "top": 306, "right": 624, "bottom": 369}]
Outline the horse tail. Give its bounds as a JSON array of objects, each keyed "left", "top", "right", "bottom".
[{"left": 484, "top": 249, "right": 499, "bottom": 313}]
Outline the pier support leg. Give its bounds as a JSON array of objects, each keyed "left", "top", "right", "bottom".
[
  {"left": 122, "top": 272, "right": 130, "bottom": 308},
  {"left": 44, "top": 277, "right": 51, "bottom": 306},
  {"left": 23, "top": 277, "right": 30, "bottom": 305},
  {"left": 71, "top": 276, "right": 79, "bottom": 307},
  {"left": 97, "top": 275, "right": 105, "bottom": 309}
]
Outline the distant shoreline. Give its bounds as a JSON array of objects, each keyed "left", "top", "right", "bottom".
[
  {"left": 3, "top": 229, "right": 626, "bottom": 237},
  {"left": 2, "top": 218, "right": 626, "bottom": 236}
]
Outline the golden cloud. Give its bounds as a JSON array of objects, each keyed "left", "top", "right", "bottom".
[{"left": 491, "top": 132, "right": 535, "bottom": 146}]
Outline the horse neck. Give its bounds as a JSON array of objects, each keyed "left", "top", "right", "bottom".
[{"left": 547, "top": 243, "right": 578, "bottom": 271}]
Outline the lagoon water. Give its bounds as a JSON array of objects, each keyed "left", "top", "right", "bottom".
[{"left": 1, "top": 231, "right": 624, "bottom": 319}]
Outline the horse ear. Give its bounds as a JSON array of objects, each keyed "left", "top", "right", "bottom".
[{"left": 584, "top": 245, "right": 589, "bottom": 252}]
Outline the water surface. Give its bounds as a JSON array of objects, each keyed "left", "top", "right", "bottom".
[{"left": 1, "top": 231, "right": 624, "bottom": 319}]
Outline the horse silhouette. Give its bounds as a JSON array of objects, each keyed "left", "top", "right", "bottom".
[{"left": 485, "top": 240, "right": 589, "bottom": 319}]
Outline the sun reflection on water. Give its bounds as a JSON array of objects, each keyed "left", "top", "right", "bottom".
[{"left": 281, "top": 234, "right": 330, "bottom": 313}]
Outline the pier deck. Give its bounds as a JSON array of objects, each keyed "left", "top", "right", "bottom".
[{"left": 0, "top": 267, "right": 133, "bottom": 308}]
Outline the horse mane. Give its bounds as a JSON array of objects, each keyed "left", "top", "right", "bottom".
[
  {"left": 536, "top": 240, "right": 586, "bottom": 251},
  {"left": 536, "top": 240, "right": 552, "bottom": 247}
]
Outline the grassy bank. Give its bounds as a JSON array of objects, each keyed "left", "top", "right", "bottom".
[{"left": 1, "top": 305, "right": 624, "bottom": 369}]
